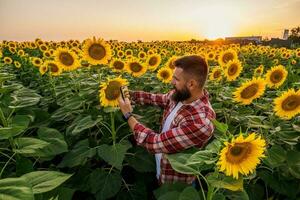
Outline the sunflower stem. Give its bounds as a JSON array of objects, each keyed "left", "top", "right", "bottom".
[
  {"left": 197, "top": 175, "right": 207, "bottom": 200},
  {"left": 110, "top": 111, "right": 116, "bottom": 145}
]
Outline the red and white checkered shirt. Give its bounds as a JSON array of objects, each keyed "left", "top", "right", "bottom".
[{"left": 131, "top": 89, "right": 216, "bottom": 184}]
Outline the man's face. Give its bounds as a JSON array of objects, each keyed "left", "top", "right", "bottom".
[{"left": 171, "top": 68, "right": 191, "bottom": 102}]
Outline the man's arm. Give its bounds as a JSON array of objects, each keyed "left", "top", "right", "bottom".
[
  {"left": 131, "top": 90, "right": 172, "bottom": 108},
  {"left": 131, "top": 117, "right": 214, "bottom": 154}
]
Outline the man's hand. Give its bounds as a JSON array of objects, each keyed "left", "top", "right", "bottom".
[{"left": 118, "top": 96, "right": 133, "bottom": 115}]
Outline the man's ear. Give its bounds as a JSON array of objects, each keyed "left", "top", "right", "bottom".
[{"left": 187, "top": 79, "right": 197, "bottom": 89}]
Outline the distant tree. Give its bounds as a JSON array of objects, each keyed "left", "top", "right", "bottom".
[{"left": 288, "top": 26, "right": 300, "bottom": 44}]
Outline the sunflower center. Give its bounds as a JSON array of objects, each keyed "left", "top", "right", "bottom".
[
  {"left": 149, "top": 57, "right": 158, "bottom": 66},
  {"left": 256, "top": 69, "right": 262, "bottom": 73},
  {"left": 59, "top": 52, "right": 74, "bottom": 66},
  {"left": 161, "top": 71, "right": 170, "bottom": 79},
  {"left": 89, "top": 44, "right": 106, "bottom": 60},
  {"left": 240, "top": 83, "right": 259, "bottom": 99},
  {"left": 105, "top": 81, "right": 122, "bottom": 100},
  {"left": 222, "top": 52, "right": 234, "bottom": 63},
  {"left": 139, "top": 53, "right": 145, "bottom": 58},
  {"left": 226, "top": 142, "right": 251, "bottom": 163},
  {"left": 213, "top": 71, "right": 221, "bottom": 78},
  {"left": 113, "top": 61, "right": 124, "bottom": 70},
  {"left": 281, "top": 95, "right": 300, "bottom": 111},
  {"left": 228, "top": 64, "right": 238, "bottom": 76},
  {"left": 49, "top": 63, "right": 59, "bottom": 73},
  {"left": 270, "top": 70, "right": 283, "bottom": 83},
  {"left": 130, "top": 62, "right": 142, "bottom": 72}
]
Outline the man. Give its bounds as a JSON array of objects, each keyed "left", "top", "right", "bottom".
[{"left": 118, "top": 55, "right": 216, "bottom": 184}]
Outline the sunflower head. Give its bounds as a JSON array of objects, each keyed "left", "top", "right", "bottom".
[
  {"left": 146, "top": 54, "right": 161, "bottom": 71},
  {"left": 44, "top": 60, "right": 62, "bottom": 76},
  {"left": 82, "top": 37, "right": 112, "bottom": 65},
  {"left": 273, "top": 89, "right": 300, "bottom": 120},
  {"left": 99, "top": 77, "right": 128, "bottom": 107},
  {"left": 254, "top": 65, "right": 264, "bottom": 76},
  {"left": 209, "top": 66, "right": 223, "bottom": 81},
  {"left": 218, "top": 133, "right": 266, "bottom": 179},
  {"left": 110, "top": 59, "right": 125, "bottom": 72},
  {"left": 54, "top": 47, "right": 80, "bottom": 71},
  {"left": 224, "top": 59, "right": 243, "bottom": 81},
  {"left": 265, "top": 65, "right": 288, "bottom": 88},
  {"left": 218, "top": 49, "right": 238, "bottom": 67},
  {"left": 3, "top": 57, "right": 13, "bottom": 64},
  {"left": 39, "top": 65, "right": 48, "bottom": 75},
  {"left": 125, "top": 58, "right": 147, "bottom": 77},
  {"left": 157, "top": 67, "right": 173, "bottom": 83},
  {"left": 14, "top": 61, "right": 21, "bottom": 68},
  {"left": 233, "top": 77, "right": 266, "bottom": 105},
  {"left": 31, "top": 57, "right": 43, "bottom": 67},
  {"left": 165, "top": 56, "right": 178, "bottom": 70}
]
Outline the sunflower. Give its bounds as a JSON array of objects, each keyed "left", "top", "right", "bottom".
[
  {"left": 44, "top": 60, "right": 62, "bottom": 76},
  {"left": 54, "top": 47, "right": 80, "bottom": 71},
  {"left": 218, "top": 49, "right": 238, "bottom": 67},
  {"left": 39, "top": 44, "right": 48, "bottom": 52},
  {"left": 291, "top": 59, "right": 296, "bottom": 65},
  {"left": 14, "top": 61, "right": 21, "bottom": 68},
  {"left": 224, "top": 60, "right": 243, "bottom": 81},
  {"left": 157, "top": 67, "right": 173, "bottom": 83},
  {"left": 109, "top": 59, "right": 125, "bottom": 72},
  {"left": 253, "top": 65, "right": 264, "bottom": 76},
  {"left": 125, "top": 58, "right": 147, "bottom": 77},
  {"left": 82, "top": 37, "right": 112, "bottom": 65},
  {"left": 209, "top": 66, "right": 223, "bottom": 81},
  {"left": 17, "top": 50, "right": 25, "bottom": 57},
  {"left": 165, "top": 56, "right": 178, "bottom": 70},
  {"left": 125, "top": 49, "right": 133, "bottom": 57},
  {"left": 265, "top": 65, "right": 288, "bottom": 88},
  {"left": 217, "top": 133, "right": 266, "bottom": 179},
  {"left": 138, "top": 51, "right": 147, "bottom": 60},
  {"left": 3, "top": 57, "right": 13, "bottom": 64},
  {"left": 117, "top": 50, "right": 125, "bottom": 58},
  {"left": 273, "top": 89, "right": 300, "bottom": 120},
  {"left": 99, "top": 77, "right": 128, "bottom": 107},
  {"left": 146, "top": 54, "right": 161, "bottom": 71},
  {"left": 233, "top": 77, "right": 266, "bottom": 105},
  {"left": 39, "top": 65, "right": 48, "bottom": 75},
  {"left": 31, "top": 57, "right": 43, "bottom": 67}
]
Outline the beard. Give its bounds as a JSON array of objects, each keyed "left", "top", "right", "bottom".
[{"left": 171, "top": 85, "right": 191, "bottom": 102}]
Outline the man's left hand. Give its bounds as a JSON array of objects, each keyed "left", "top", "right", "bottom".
[{"left": 118, "top": 96, "right": 133, "bottom": 115}]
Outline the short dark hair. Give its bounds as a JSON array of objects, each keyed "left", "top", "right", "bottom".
[{"left": 174, "top": 55, "right": 208, "bottom": 89}]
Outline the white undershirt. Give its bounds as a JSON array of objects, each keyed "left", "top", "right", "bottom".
[{"left": 155, "top": 102, "right": 183, "bottom": 179}]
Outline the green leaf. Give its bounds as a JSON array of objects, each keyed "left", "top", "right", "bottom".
[
  {"left": 263, "top": 145, "right": 286, "bottom": 167},
  {"left": 37, "top": 127, "right": 68, "bottom": 158},
  {"left": 166, "top": 150, "right": 216, "bottom": 175},
  {"left": 9, "top": 87, "right": 41, "bottom": 109},
  {"left": 207, "top": 173, "right": 244, "bottom": 191},
  {"left": 35, "top": 187, "right": 75, "bottom": 200},
  {"left": 22, "top": 171, "right": 73, "bottom": 194},
  {"left": 179, "top": 186, "right": 200, "bottom": 200},
  {"left": 0, "top": 115, "right": 30, "bottom": 140},
  {"left": 16, "top": 157, "right": 34, "bottom": 176},
  {"left": 72, "top": 115, "right": 101, "bottom": 135},
  {"left": 158, "top": 191, "right": 180, "bottom": 200},
  {"left": 154, "top": 182, "right": 188, "bottom": 199},
  {"left": 126, "top": 146, "right": 155, "bottom": 172},
  {"left": 58, "top": 139, "right": 96, "bottom": 168},
  {"left": 286, "top": 150, "right": 300, "bottom": 179},
  {"left": 223, "top": 190, "right": 249, "bottom": 200},
  {"left": 0, "top": 177, "right": 34, "bottom": 200},
  {"left": 212, "top": 119, "right": 228, "bottom": 134},
  {"left": 89, "top": 169, "right": 122, "bottom": 200},
  {"left": 13, "top": 137, "right": 50, "bottom": 156},
  {"left": 97, "top": 141, "right": 132, "bottom": 170}
]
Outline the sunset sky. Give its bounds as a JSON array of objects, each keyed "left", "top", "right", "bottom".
[{"left": 0, "top": 0, "right": 299, "bottom": 42}]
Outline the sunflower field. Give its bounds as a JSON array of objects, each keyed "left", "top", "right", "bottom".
[{"left": 0, "top": 38, "right": 299, "bottom": 200}]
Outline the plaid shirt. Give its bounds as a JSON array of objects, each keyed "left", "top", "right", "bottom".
[{"left": 131, "top": 89, "right": 216, "bottom": 184}]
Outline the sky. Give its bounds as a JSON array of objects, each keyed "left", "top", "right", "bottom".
[{"left": 0, "top": 0, "right": 299, "bottom": 42}]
